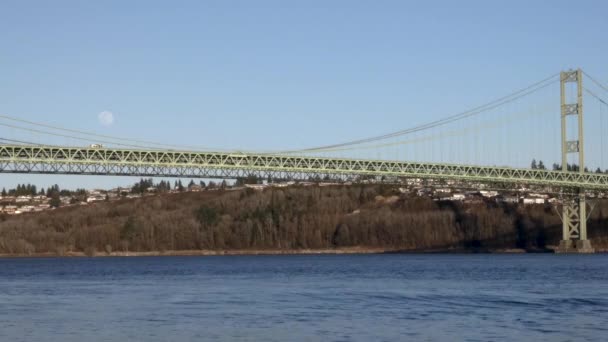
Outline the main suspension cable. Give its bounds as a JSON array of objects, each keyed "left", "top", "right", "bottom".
[
  {"left": 584, "top": 88, "right": 608, "bottom": 105},
  {"left": 0, "top": 113, "right": 216, "bottom": 151},
  {"left": 281, "top": 73, "right": 559, "bottom": 153},
  {"left": 583, "top": 71, "right": 608, "bottom": 94}
]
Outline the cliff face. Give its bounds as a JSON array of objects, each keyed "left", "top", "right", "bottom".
[{"left": 1, "top": 185, "right": 607, "bottom": 256}]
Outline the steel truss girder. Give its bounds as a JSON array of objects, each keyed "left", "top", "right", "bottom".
[{"left": 0, "top": 145, "right": 608, "bottom": 190}]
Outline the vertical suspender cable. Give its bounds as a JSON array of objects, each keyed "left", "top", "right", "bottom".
[{"left": 602, "top": 101, "right": 605, "bottom": 170}]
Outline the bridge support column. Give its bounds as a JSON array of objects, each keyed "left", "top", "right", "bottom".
[{"left": 556, "top": 192, "right": 594, "bottom": 253}]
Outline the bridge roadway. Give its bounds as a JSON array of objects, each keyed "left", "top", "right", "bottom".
[{"left": 1, "top": 144, "right": 608, "bottom": 191}]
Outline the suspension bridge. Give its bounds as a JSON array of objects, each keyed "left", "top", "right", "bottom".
[{"left": 1, "top": 69, "right": 608, "bottom": 253}]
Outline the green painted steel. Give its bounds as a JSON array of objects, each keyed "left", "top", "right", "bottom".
[{"left": 0, "top": 144, "right": 607, "bottom": 190}]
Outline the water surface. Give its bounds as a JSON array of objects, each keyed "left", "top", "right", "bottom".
[{"left": 1, "top": 254, "right": 607, "bottom": 341}]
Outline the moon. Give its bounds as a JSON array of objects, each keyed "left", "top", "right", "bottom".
[{"left": 98, "top": 111, "right": 114, "bottom": 126}]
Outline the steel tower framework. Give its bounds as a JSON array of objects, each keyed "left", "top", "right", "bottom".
[{"left": 558, "top": 69, "right": 594, "bottom": 253}]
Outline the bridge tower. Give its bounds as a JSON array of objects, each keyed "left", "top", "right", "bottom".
[{"left": 557, "top": 69, "right": 594, "bottom": 253}]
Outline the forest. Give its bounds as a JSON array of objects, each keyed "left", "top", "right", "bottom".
[{"left": 1, "top": 184, "right": 607, "bottom": 256}]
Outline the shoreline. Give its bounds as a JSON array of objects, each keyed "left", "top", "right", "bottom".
[{"left": 0, "top": 246, "right": 565, "bottom": 258}]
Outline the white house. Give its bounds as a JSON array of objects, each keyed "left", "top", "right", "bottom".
[
  {"left": 451, "top": 193, "right": 466, "bottom": 201},
  {"left": 480, "top": 190, "right": 499, "bottom": 198},
  {"left": 523, "top": 198, "right": 545, "bottom": 205},
  {"left": 16, "top": 196, "right": 31, "bottom": 203}
]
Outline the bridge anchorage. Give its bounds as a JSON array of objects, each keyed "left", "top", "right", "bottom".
[{"left": 556, "top": 69, "right": 594, "bottom": 253}]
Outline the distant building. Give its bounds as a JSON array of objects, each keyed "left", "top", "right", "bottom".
[
  {"left": 523, "top": 197, "right": 545, "bottom": 205},
  {"left": 86, "top": 195, "right": 105, "bottom": 203},
  {"left": 451, "top": 193, "right": 466, "bottom": 201},
  {"left": 16, "top": 196, "right": 31, "bottom": 203},
  {"left": 405, "top": 178, "right": 422, "bottom": 186},
  {"left": 188, "top": 185, "right": 203, "bottom": 192},
  {"left": 244, "top": 184, "right": 266, "bottom": 191},
  {"left": 479, "top": 190, "right": 499, "bottom": 198},
  {"left": 2, "top": 205, "right": 18, "bottom": 214},
  {"left": 417, "top": 188, "right": 431, "bottom": 197},
  {"left": 319, "top": 182, "right": 340, "bottom": 187}
]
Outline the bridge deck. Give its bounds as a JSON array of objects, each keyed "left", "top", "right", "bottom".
[{"left": 1, "top": 145, "right": 607, "bottom": 190}]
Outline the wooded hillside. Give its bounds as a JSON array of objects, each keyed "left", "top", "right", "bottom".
[{"left": 1, "top": 185, "right": 607, "bottom": 255}]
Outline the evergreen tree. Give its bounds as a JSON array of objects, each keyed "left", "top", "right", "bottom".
[
  {"left": 537, "top": 160, "right": 545, "bottom": 170},
  {"left": 47, "top": 184, "right": 60, "bottom": 198},
  {"left": 49, "top": 195, "right": 61, "bottom": 208}
]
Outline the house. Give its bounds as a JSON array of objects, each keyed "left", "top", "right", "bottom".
[
  {"left": 404, "top": 178, "right": 422, "bottom": 186},
  {"left": 16, "top": 196, "right": 31, "bottom": 203},
  {"left": 2, "top": 205, "right": 18, "bottom": 214},
  {"left": 110, "top": 187, "right": 130, "bottom": 196},
  {"left": 523, "top": 197, "right": 545, "bottom": 205},
  {"left": 451, "top": 193, "right": 466, "bottom": 201},
  {"left": 188, "top": 185, "right": 203, "bottom": 192},
  {"left": 417, "top": 188, "right": 431, "bottom": 197},
  {"left": 86, "top": 195, "right": 105, "bottom": 203},
  {"left": 244, "top": 184, "right": 266, "bottom": 191},
  {"left": 479, "top": 190, "right": 499, "bottom": 198},
  {"left": 496, "top": 196, "right": 519, "bottom": 204},
  {"left": 437, "top": 193, "right": 465, "bottom": 201}
]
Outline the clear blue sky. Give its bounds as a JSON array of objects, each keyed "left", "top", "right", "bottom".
[{"left": 1, "top": 0, "right": 607, "bottom": 189}]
